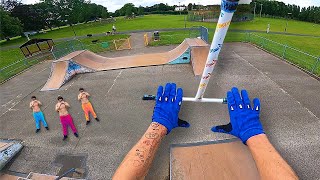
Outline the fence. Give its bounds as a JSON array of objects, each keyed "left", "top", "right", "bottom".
[
  {"left": 245, "top": 33, "right": 320, "bottom": 76},
  {"left": 148, "top": 30, "right": 319, "bottom": 77},
  {"left": 0, "top": 52, "right": 53, "bottom": 83},
  {"left": 149, "top": 26, "right": 208, "bottom": 46},
  {"left": 51, "top": 39, "right": 85, "bottom": 60},
  {"left": 1, "top": 29, "right": 319, "bottom": 84},
  {"left": 51, "top": 38, "right": 131, "bottom": 60}
]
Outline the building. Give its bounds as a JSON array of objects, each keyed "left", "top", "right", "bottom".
[{"left": 175, "top": 6, "right": 186, "bottom": 11}]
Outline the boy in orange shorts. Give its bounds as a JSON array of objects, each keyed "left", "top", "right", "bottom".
[{"left": 78, "top": 88, "right": 99, "bottom": 125}]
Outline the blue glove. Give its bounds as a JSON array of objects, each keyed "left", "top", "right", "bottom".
[
  {"left": 152, "top": 83, "right": 190, "bottom": 134},
  {"left": 211, "top": 87, "right": 264, "bottom": 144}
]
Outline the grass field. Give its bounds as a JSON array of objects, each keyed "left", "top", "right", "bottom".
[
  {"left": 150, "top": 30, "right": 320, "bottom": 76},
  {"left": 149, "top": 30, "right": 247, "bottom": 46},
  {"left": 0, "top": 34, "right": 129, "bottom": 69},
  {"left": 0, "top": 34, "right": 129, "bottom": 83},
  {"left": 1, "top": 15, "right": 319, "bottom": 48},
  {"left": 150, "top": 29, "right": 320, "bottom": 56},
  {"left": 254, "top": 33, "right": 320, "bottom": 56},
  {"left": 0, "top": 15, "right": 319, "bottom": 82}
]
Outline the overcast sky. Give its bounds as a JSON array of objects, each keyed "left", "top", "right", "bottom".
[{"left": 21, "top": 0, "right": 320, "bottom": 12}]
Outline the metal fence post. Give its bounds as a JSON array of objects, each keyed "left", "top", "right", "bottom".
[
  {"left": 23, "top": 58, "right": 28, "bottom": 66},
  {"left": 245, "top": 32, "right": 249, "bottom": 42},
  {"left": 282, "top": 45, "right": 288, "bottom": 59},
  {"left": 311, "top": 57, "right": 320, "bottom": 73},
  {"left": 261, "top": 38, "right": 266, "bottom": 48}
]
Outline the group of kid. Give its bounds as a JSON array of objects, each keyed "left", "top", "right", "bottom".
[{"left": 29, "top": 88, "right": 99, "bottom": 140}]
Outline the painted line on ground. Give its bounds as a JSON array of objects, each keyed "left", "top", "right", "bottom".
[
  {"left": 233, "top": 50, "right": 319, "bottom": 121},
  {"left": 105, "top": 70, "right": 123, "bottom": 98}
]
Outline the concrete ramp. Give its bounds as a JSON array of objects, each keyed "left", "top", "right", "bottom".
[
  {"left": 0, "top": 139, "right": 23, "bottom": 170},
  {"left": 41, "top": 38, "right": 209, "bottom": 91},
  {"left": 170, "top": 139, "right": 259, "bottom": 180}
]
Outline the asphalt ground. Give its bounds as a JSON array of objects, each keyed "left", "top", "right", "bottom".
[{"left": 0, "top": 43, "right": 319, "bottom": 179}]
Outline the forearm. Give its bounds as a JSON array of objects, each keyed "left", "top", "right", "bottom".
[
  {"left": 64, "top": 103, "right": 70, "bottom": 107},
  {"left": 247, "top": 134, "right": 298, "bottom": 180},
  {"left": 113, "top": 122, "right": 167, "bottom": 180}
]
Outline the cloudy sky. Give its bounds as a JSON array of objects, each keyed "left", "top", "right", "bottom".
[{"left": 21, "top": 0, "right": 320, "bottom": 12}]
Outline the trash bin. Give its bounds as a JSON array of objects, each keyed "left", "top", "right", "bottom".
[
  {"left": 154, "top": 31, "right": 160, "bottom": 41},
  {"left": 101, "top": 42, "right": 109, "bottom": 48}
]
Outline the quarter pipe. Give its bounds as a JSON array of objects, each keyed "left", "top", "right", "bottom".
[{"left": 41, "top": 38, "right": 209, "bottom": 91}]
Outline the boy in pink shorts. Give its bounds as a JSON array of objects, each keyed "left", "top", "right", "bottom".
[{"left": 55, "top": 96, "right": 78, "bottom": 140}]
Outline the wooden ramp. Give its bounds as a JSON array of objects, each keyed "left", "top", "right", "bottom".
[
  {"left": 70, "top": 38, "right": 208, "bottom": 71},
  {"left": 0, "top": 173, "right": 23, "bottom": 180},
  {"left": 41, "top": 38, "right": 209, "bottom": 91},
  {"left": 0, "top": 172, "right": 85, "bottom": 180},
  {"left": 191, "top": 46, "right": 209, "bottom": 76},
  {"left": 0, "top": 140, "right": 23, "bottom": 170},
  {"left": 26, "top": 172, "right": 84, "bottom": 180},
  {"left": 170, "top": 139, "right": 260, "bottom": 180},
  {"left": 41, "top": 61, "right": 68, "bottom": 91}
]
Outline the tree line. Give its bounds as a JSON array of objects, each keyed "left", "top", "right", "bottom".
[
  {"left": 1, "top": 0, "right": 109, "bottom": 40},
  {"left": 1, "top": 0, "right": 319, "bottom": 40},
  {"left": 251, "top": 0, "right": 320, "bottom": 23}
]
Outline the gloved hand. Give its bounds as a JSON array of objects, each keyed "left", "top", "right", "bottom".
[
  {"left": 211, "top": 87, "right": 264, "bottom": 144},
  {"left": 152, "top": 83, "right": 190, "bottom": 134}
]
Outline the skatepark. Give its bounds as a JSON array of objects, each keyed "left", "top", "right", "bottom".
[
  {"left": 1, "top": 0, "right": 320, "bottom": 177},
  {"left": 1, "top": 28, "right": 320, "bottom": 179}
]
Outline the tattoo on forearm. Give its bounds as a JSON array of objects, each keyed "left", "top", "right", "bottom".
[
  {"left": 133, "top": 160, "right": 142, "bottom": 167},
  {"left": 129, "top": 123, "right": 165, "bottom": 168},
  {"left": 151, "top": 123, "right": 159, "bottom": 128},
  {"left": 143, "top": 140, "right": 152, "bottom": 146},
  {"left": 145, "top": 132, "right": 159, "bottom": 139}
]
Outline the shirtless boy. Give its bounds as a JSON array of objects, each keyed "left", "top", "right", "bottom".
[
  {"left": 78, "top": 88, "right": 99, "bottom": 125},
  {"left": 55, "top": 96, "right": 78, "bottom": 140},
  {"left": 30, "top": 96, "right": 49, "bottom": 133}
]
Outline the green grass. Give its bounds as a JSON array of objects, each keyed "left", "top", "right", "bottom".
[
  {"left": 0, "top": 53, "right": 53, "bottom": 83},
  {"left": 0, "top": 48, "right": 25, "bottom": 68},
  {"left": 0, "top": 34, "right": 129, "bottom": 83},
  {"left": 0, "top": 34, "right": 129, "bottom": 68},
  {"left": 149, "top": 30, "right": 246, "bottom": 46},
  {"left": 251, "top": 33, "right": 320, "bottom": 56},
  {"left": 231, "top": 17, "right": 320, "bottom": 36},
  {"left": 1, "top": 15, "right": 319, "bottom": 81},
  {"left": 248, "top": 33, "right": 320, "bottom": 75},
  {"left": 149, "top": 30, "right": 320, "bottom": 76},
  {"left": 79, "top": 34, "right": 130, "bottom": 53},
  {"left": 1, "top": 15, "right": 319, "bottom": 48}
]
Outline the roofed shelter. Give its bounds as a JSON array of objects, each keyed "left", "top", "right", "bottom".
[{"left": 20, "top": 38, "right": 54, "bottom": 57}]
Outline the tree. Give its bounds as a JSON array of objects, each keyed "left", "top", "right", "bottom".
[
  {"left": 137, "top": 6, "right": 144, "bottom": 16},
  {"left": 100, "top": 5, "right": 109, "bottom": 18},
  {"left": 0, "top": 7, "right": 23, "bottom": 39},
  {"left": 1, "top": 0, "right": 21, "bottom": 11},
  {"left": 118, "top": 3, "right": 136, "bottom": 17},
  {"left": 158, "top": 3, "right": 167, "bottom": 11},
  {"left": 11, "top": 4, "right": 45, "bottom": 31},
  {"left": 187, "top": 3, "right": 193, "bottom": 11}
]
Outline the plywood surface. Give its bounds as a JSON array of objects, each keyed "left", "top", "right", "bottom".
[
  {"left": 27, "top": 172, "right": 83, "bottom": 180},
  {"left": 72, "top": 38, "right": 207, "bottom": 71},
  {"left": 42, "top": 38, "right": 209, "bottom": 91},
  {"left": 0, "top": 174, "right": 21, "bottom": 180},
  {"left": 41, "top": 61, "right": 68, "bottom": 91},
  {"left": 170, "top": 140, "right": 260, "bottom": 180},
  {"left": 191, "top": 46, "right": 209, "bottom": 76},
  {"left": 0, "top": 142, "right": 14, "bottom": 151}
]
